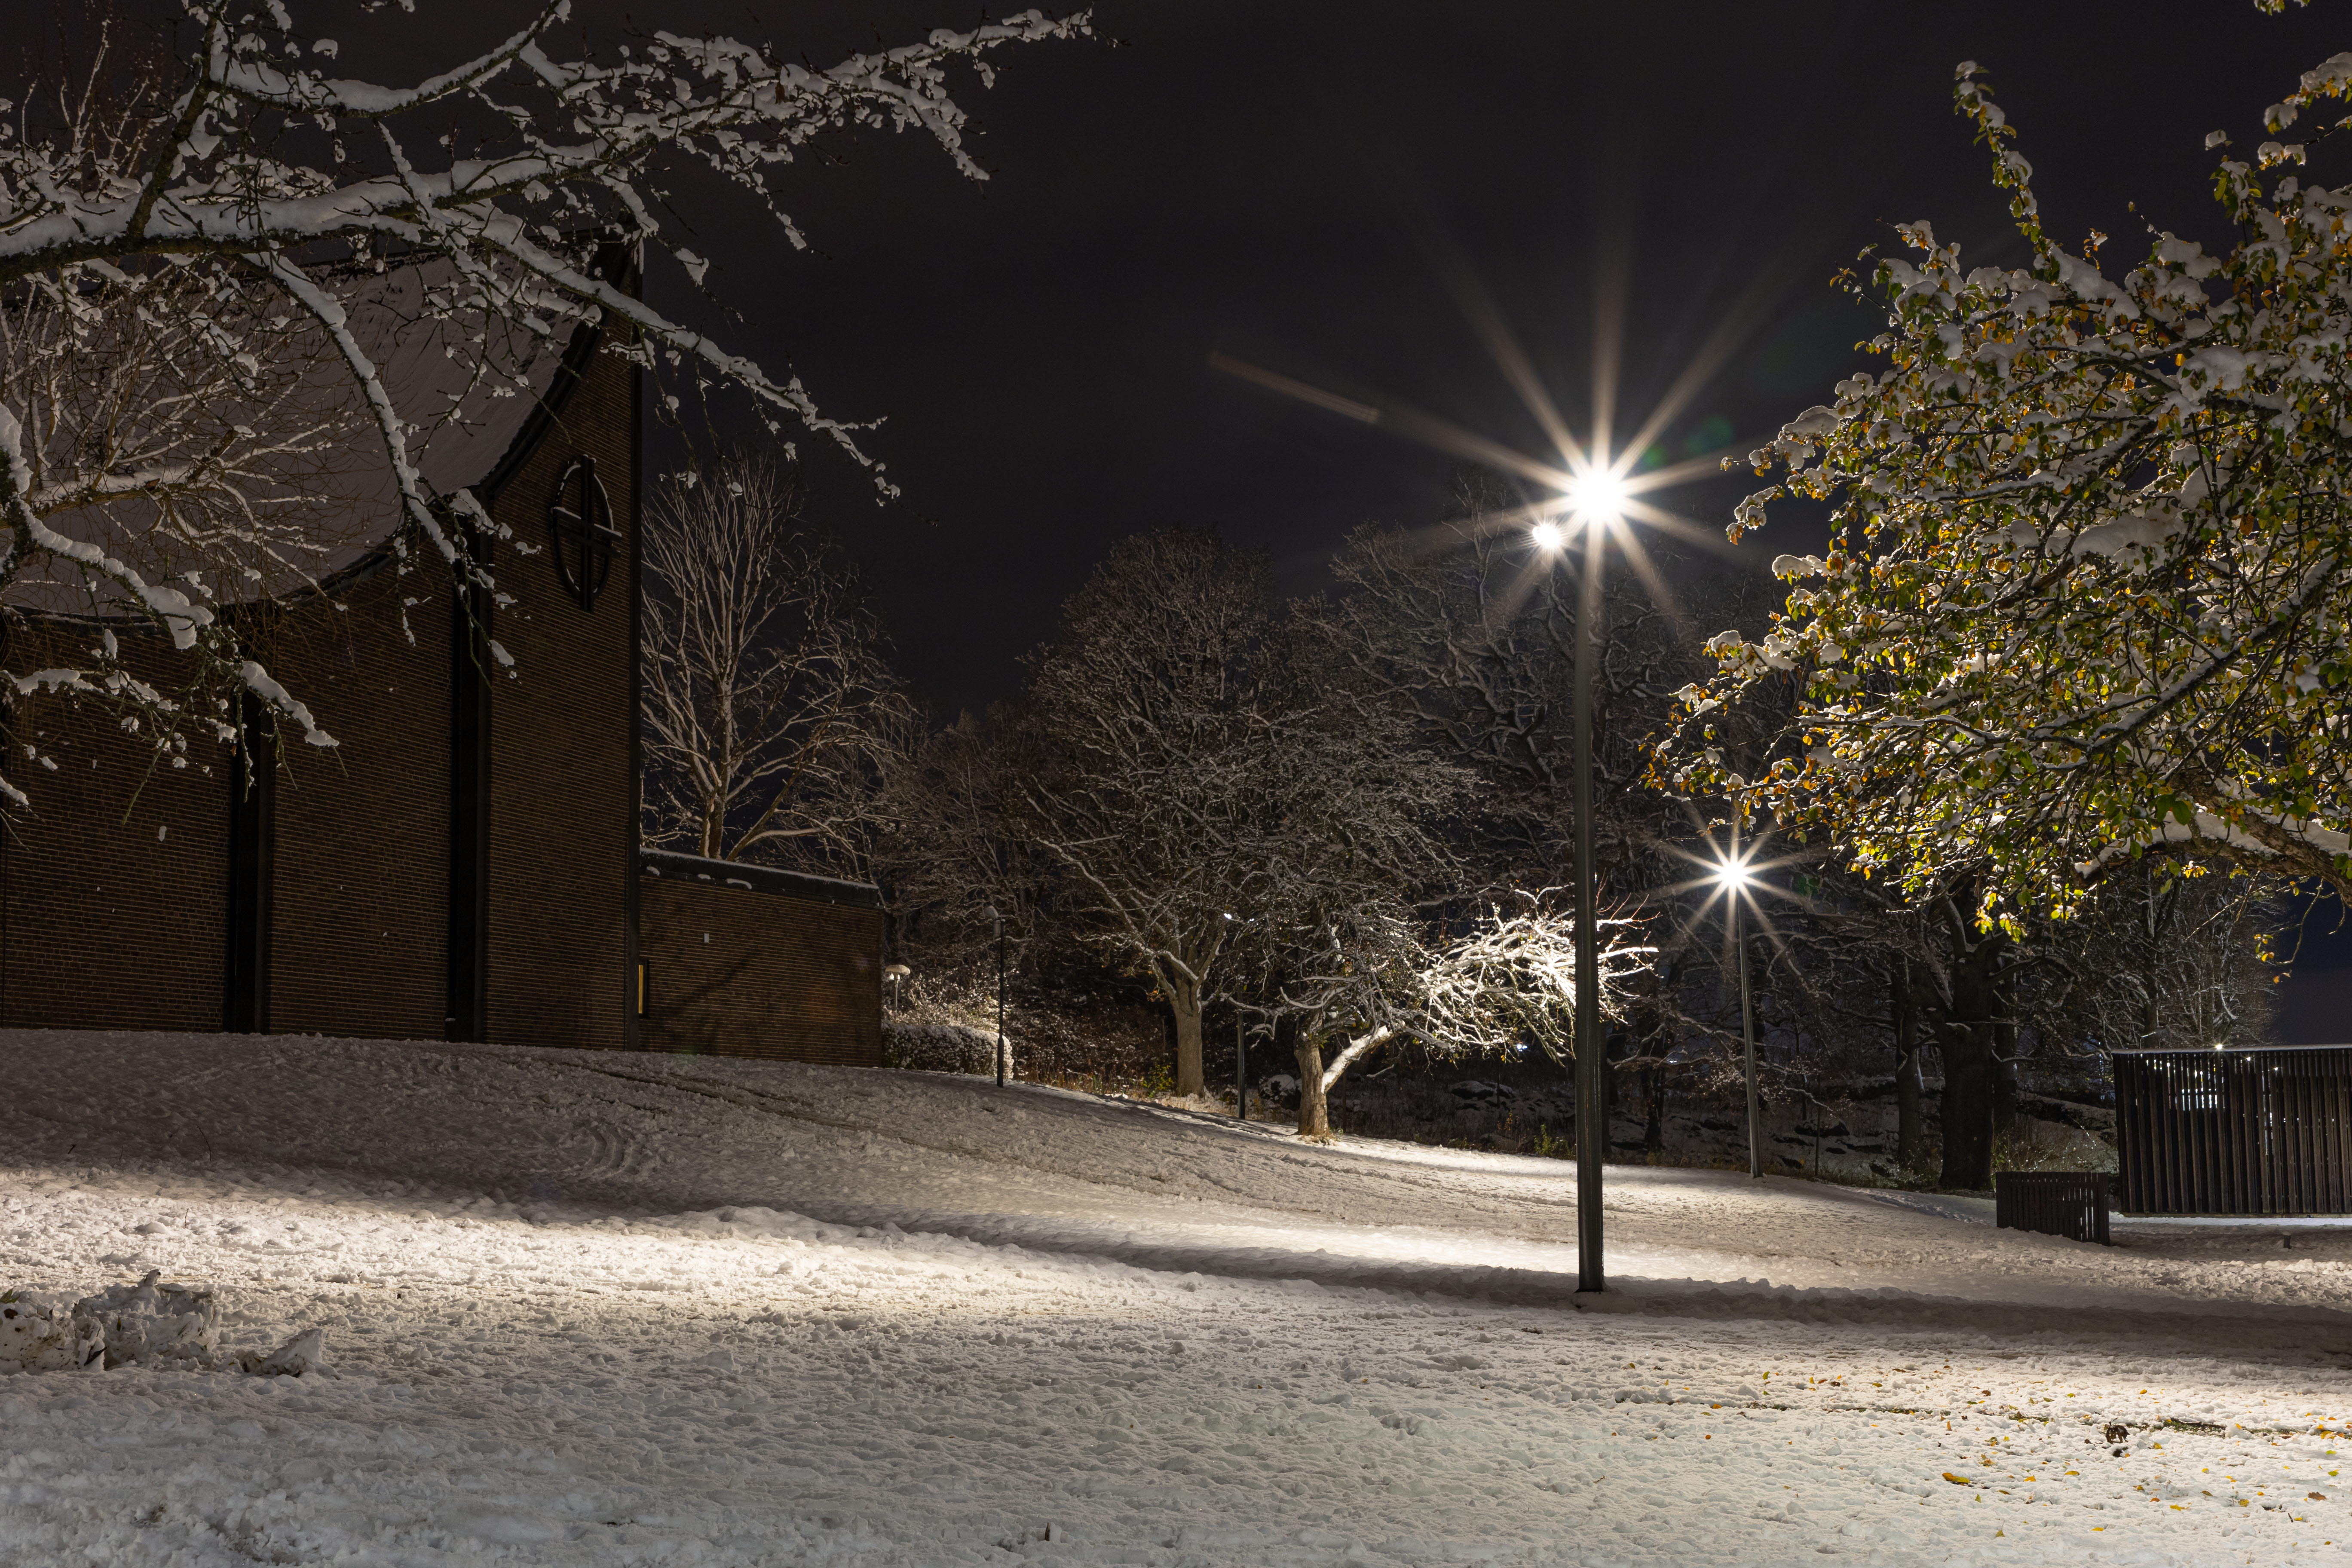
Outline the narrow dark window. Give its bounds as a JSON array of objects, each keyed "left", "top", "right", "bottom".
[
  {"left": 549, "top": 455, "right": 618, "bottom": 610},
  {"left": 636, "top": 959, "right": 648, "bottom": 1018}
]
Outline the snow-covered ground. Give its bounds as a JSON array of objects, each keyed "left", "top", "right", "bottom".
[{"left": 5, "top": 1029, "right": 2352, "bottom": 1566}]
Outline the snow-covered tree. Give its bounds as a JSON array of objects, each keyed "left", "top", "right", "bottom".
[
  {"left": 1017, "top": 527, "right": 1476, "bottom": 1099},
  {"left": 1220, "top": 653, "right": 1478, "bottom": 1133},
  {"left": 641, "top": 453, "right": 911, "bottom": 876},
  {"left": 0, "top": 0, "right": 1084, "bottom": 804},
  {"left": 1309, "top": 484, "right": 1775, "bottom": 1123},
  {"left": 1015, "top": 528, "right": 1277, "bottom": 1097},
  {"left": 1660, "top": 52, "right": 2352, "bottom": 928},
  {"left": 1254, "top": 891, "right": 1651, "bottom": 1140}
]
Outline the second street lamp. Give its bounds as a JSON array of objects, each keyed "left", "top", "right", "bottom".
[
  {"left": 1715, "top": 850, "right": 1762, "bottom": 1179},
  {"left": 984, "top": 906, "right": 1008, "bottom": 1087}
]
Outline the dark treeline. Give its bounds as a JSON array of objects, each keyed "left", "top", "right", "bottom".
[{"left": 642, "top": 456, "right": 2286, "bottom": 1188}]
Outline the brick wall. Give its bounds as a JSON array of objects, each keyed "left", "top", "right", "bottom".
[
  {"left": 481, "top": 331, "right": 637, "bottom": 1051},
  {"left": 639, "top": 872, "right": 881, "bottom": 1065},
  {"left": 259, "top": 563, "right": 452, "bottom": 1038},
  {"left": 0, "top": 633, "right": 230, "bottom": 1030},
  {"left": 0, "top": 326, "right": 638, "bottom": 1048}
]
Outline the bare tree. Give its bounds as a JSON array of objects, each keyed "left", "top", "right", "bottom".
[
  {"left": 1014, "top": 528, "right": 1279, "bottom": 1096},
  {"left": 640, "top": 455, "right": 910, "bottom": 877},
  {"left": 879, "top": 705, "right": 1056, "bottom": 982},
  {"left": 2035, "top": 865, "right": 2284, "bottom": 1055}
]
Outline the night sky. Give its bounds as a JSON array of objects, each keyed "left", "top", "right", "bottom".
[
  {"left": 94, "top": 1, "right": 2352, "bottom": 1033},
  {"left": 674, "top": 0, "right": 2340, "bottom": 717}
]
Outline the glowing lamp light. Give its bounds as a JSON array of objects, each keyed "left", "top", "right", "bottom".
[
  {"left": 1714, "top": 856, "right": 1754, "bottom": 891},
  {"left": 1566, "top": 469, "right": 1628, "bottom": 527},
  {"left": 1530, "top": 519, "right": 1566, "bottom": 551}
]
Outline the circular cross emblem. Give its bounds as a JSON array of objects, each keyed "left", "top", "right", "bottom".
[{"left": 549, "top": 455, "right": 618, "bottom": 610}]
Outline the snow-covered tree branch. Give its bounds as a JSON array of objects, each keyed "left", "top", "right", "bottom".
[
  {"left": 0, "top": 0, "right": 1084, "bottom": 801},
  {"left": 1253, "top": 891, "right": 1653, "bottom": 1139}
]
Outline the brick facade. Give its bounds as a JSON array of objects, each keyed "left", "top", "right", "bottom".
[
  {"left": 259, "top": 563, "right": 454, "bottom": 1039},
  {"left": 0, "top": 283, "right": 880, "bottom": 1063},
  {"left": 639, "top": 851, "right": 882, "bottom": 1065},
  {"left": 477, "top": 313, "right": 640, "bottom": 1051},
  {"left": 0, "top": 631, "right": 230, "bottom": 1032}
]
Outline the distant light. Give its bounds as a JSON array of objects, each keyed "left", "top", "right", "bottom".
[
  {"left": 1566, "top": 469, "right": 1627, "bottom": 527},
  {"left": 1714, "top": 857, "right": 1753, "bottom": 890},
  {"left": 1531, "top": 520, "right": 1566, "bottom": 551}
]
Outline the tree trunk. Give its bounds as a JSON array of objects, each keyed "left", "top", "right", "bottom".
[
  {"left": 1643, "top": 1062, "right": 1666, "bottom": 1158},
  {"left": 1295, "top": 1032, "right": 1330, "bottom": 1139},
  {"left": 1896, "top": 1047, "right": 1924, "bottom": 1171},
  {"left": 1168, "top": 976, "right": 1205, "bottom": 1097},
  {"left": 1932, "top": 902, "right": 2006, "bottom": 1191},
  {"left": 1894, "top": 958, "right": 1924, "bottom": 1169},
  {"left": 1990, "top": 968, "right": 2019, "bottom": 1138},
  {"left": 1938, "top": 1019, "right": 1996, "bottom": 1188}
]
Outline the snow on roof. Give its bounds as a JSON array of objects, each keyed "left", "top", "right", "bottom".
[{"left": 640, "top": 847, "right": 884, "bottom": 910}]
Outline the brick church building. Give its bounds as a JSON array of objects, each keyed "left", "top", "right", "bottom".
[{"left": 0, "top": 261, "right": 879, "bottom": 1065}]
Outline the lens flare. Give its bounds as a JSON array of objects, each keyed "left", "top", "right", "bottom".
[
  {"left": 1530, "top": 520, "right": 1566, "bottom": 551},
  {"left": 1567, "top": 469, "right": 1628, "bottom": 526}
]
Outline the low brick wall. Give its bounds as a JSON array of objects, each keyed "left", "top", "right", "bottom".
[{"left": 637, "top": 852, "right": 881, "bottom": 1066}]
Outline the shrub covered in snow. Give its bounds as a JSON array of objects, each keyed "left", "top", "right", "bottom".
[{"left": 882, "top": 1022, "right": 1007, "bottom": 1078}]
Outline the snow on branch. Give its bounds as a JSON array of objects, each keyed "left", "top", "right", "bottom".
[
  {"left": 0, "top": 1, "right": 1085, "bottom": 807},
  {"left": 1658, "top": 44, "right": 2352, "bottom": 922}
]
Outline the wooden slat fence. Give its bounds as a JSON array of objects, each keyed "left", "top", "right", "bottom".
[{"left": 2112, "top": 1046, "right": 2352, "bottom": 1216}]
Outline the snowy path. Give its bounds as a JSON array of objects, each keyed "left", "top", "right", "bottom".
[{"left": 5, "top": 1030, "right": 2352, "bottom": 1566}]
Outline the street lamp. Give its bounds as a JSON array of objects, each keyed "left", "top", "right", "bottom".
[
  {"left": 1532, "top": 475, "right": 1625, "bottom": 1296},
  {"left": 1713, "top": 849, "right": 1763, "bottom": 1179},
  {"left": 1221, "top": 911, "right": 1255, "bottom": 1120},
  {"left": 984, "top": 906, "right": 1008, "bottom": 1087},
  {"left": 1210, "top": 319, "right": 1746, "bottom": 1294}
]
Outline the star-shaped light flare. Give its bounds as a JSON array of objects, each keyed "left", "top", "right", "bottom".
[
  {"left": 1209, "top": 235, "right": 1785, "bottom": 624},
  {"left": 1664, "top": 826, "right": 1816, "bottom": 975}
]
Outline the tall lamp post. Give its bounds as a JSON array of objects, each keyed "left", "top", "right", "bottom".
[
  {"left": 1534, "top": 472, "right": 1626, "bottom": 1296},
  {"left": 1220, "top": 910, "right": 1254, "bottom": 1121},
  {"left": 985, "top": 906, "right": 1008, "bottom": 1087},
  {"left": 1714, "top": 850, "right": 1762, "bottom": 1179}
]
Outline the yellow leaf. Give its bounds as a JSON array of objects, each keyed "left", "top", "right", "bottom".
[{"left": 1944, "top": 1472, "right": 1972, "bottom": 1485}]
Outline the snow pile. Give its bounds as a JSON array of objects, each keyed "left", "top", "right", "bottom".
[
  {"left": 74, "top": 1270, "right": 219, "bottom": 1369},
  {"left": 0, "top": 1291, "right": 97, "bottom": 1372},
  {"left": 2, "top": 1268, "right": 323, "bottom": 1377}
]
